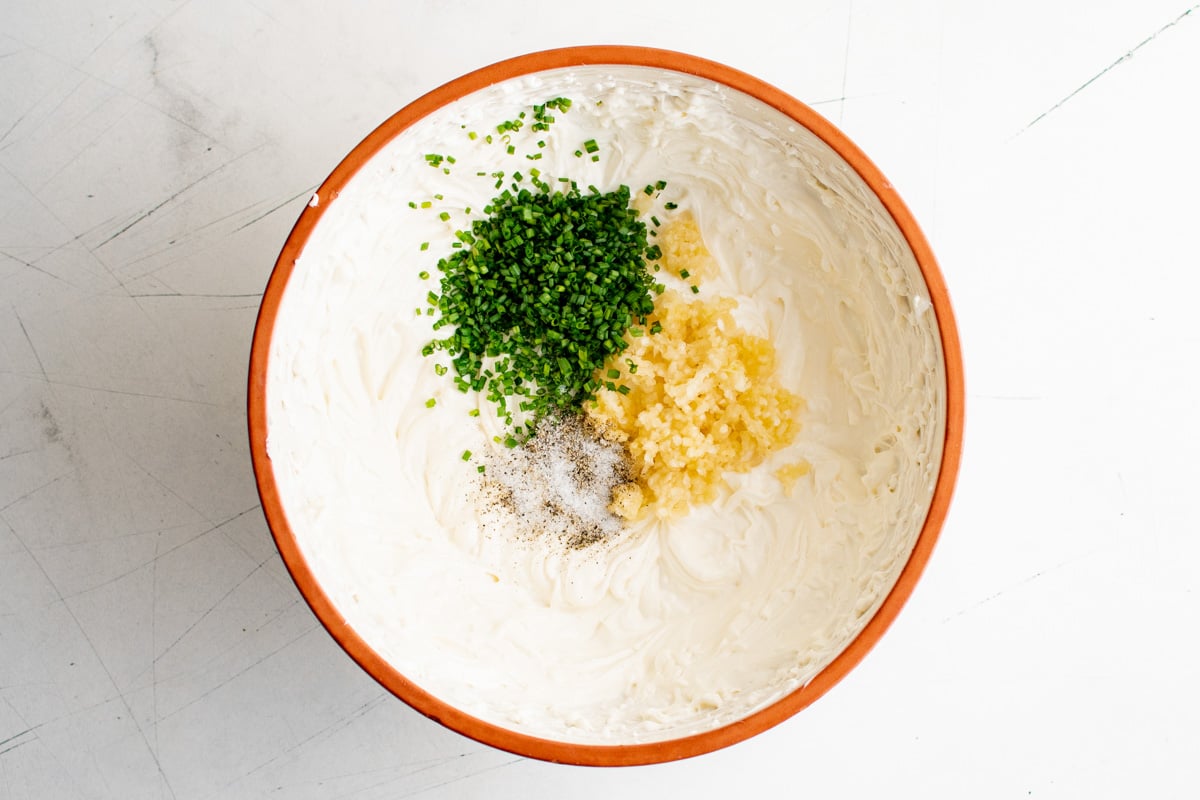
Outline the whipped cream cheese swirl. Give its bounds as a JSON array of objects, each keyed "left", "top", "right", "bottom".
[{"left": 266, "top": 66, "right": 946, "bottom": 744}]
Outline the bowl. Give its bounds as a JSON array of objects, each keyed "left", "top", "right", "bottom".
[{"left": 248, "top": 46, "right": 963, "bottom": 765}]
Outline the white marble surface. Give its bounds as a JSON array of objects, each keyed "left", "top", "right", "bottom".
[{"left": 2, "top": 1, "right": 1198, "bottom": 797}]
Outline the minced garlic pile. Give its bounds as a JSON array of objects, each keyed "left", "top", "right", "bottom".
[
  {"left": 659, "top": 212, "right": 718, "bottom": 282},
  {"left": 588, "top": 217, "right": 802, "bottom": 520}
]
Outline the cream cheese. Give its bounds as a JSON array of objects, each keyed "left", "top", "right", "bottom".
[{"left": 265, "top": 66, "right": 946, "bottom": 744}]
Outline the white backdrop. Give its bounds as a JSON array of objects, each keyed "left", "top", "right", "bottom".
[{"left": 2, "top": 1, "right": 1197, "bottom": 797}]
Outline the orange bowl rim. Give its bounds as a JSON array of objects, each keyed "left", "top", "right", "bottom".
[{"left": 247, "top": 44, "right": 965, "bottom": 767}]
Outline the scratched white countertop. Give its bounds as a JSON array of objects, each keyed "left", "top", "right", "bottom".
[{"left": 2, "top": 1, "right": 1198, "bottom": 797}]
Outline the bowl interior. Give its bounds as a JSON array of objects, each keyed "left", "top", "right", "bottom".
[{"left": 249, "top": 47, "right": 962, "bottom": 765}]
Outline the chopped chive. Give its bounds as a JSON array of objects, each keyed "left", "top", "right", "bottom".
[
  {"left": 583, "top": 139, "right": 599, "bottom": 153},
  {"left": 425, "top": 398, "right": 436, "bottom": 408},
  {"left": 468, "top": 131, "right": 478, "bottom": 140},
  {"left": 591, "top": 155, "right": 599, "bottom": 162},
  {"left": 461, "top": 450, "right": 472, "bottom": 461},
  {"left": 664, "top": 201, "right": 678, "bottom": 210},
  {"left": 691, "top": 284, "right": 700, "bottom": 294},
  {"left": 679, "top": 269, "right": 690, "bottom": 279},
  {"left": 420, "top": 242, "right": 429, "bottom": 252},
  {"left": 607, "top": 368, "right": 620, "bottom": 379},
  {"left": 420, "top": 200, "right": 432, "bottom": 209},
  {"left": 477, "top": 465, "right": 486, "bottom": 473},
  {"left": 439, "top": 211, "right": 451, "bottom": 221},
  {"left": 420, "top": 180, "right": 662, "bottom": 438},
  {"left": 468, "top": 408, "right": 480, "bottom": 417},
  {"left": 574, "top": 150, "right": 583, "bottom": 158},
  {"left": 434, "top": 363, "right": 447, "bottom": 376},
  {"left": 419, "top": 270, "right": 430, "bottom": 279},
  {"left": 643, "top": 185, "right": 654, "bottom": 196}
]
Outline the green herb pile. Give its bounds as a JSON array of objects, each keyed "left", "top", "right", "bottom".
[{"left": 423, "top": 180, "right": 663, "bottom": 442}]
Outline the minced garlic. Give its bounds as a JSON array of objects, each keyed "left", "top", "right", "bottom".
[
  {"left": 659, "top": 212, "right": 718, "bottom": 282},
  {"left": 774, "top": 460, "right": 812, "bottom": 497},
  {"left": 590, "top": 290, "right": 801, "bottom": 519}
]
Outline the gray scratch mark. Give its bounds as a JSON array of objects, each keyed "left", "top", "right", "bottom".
[
  {"left": 808, "top": 90, "right": 887, "bottom": 108},
  {"left": 0, "top": 112, "right": 28, "bottom": 150},
  {"left": 150, "top": 527, "right": 165, "bottom": 789},
  {"left": 154, "top": 622, "right": 321, "bottom": 725},
  {"left": 84, "top": 140, "right": 270, "bottom": 262},
  {"left": 2, "top": 495, "right": 183, "bottom": 798},
  {"left": 0, "top": 159, "right": 119, "bottom": 291},
  {"left": 31, "top": 540, "right": 150, "bottom": 602},
  {"left": 1, "top": 250, "right": 78, "bottom": 288},
  {"left": 0, "top": 714, "right": 84, "bottom": 799},
  {"left": 94, "top": 154, "right": 247, "bottom": 249},
  {"left": 0, "top": 471, "right": 72, "bottom": 513},
  {"left": 974, "top": 394, "right": 1043, "bottom": 401},
  {"left": 0, "top": 520, "right": 161, "bottom": 795},
  {"left": 838, "top": 0, "right": 854, "bottom": 125},
  {"left": 219, "top": 695, "right": 390, "bottom": 796},
  {"left": 32, "top": 517, "right": 211, "bottom": 553},
  {"left": 0, "top": 74, "right": 89, "bottom": 153},
  {"left": 0, "top": 738, "right": 33, "bottom": 757},
  {"left": 118, "top": 200, "right": 264, "bottom": 271},
  {"left": 394, "top": 756, "right": 523, "bottom": 799},
  {"left": 0, "top": 448, "right": 36, "bottom": 462},
  {"left": 203, "top": 504, "right": 264, "bottom": 562},
  {"left": 75, "top": 12, "right": 134, "bottom": 67},
  {"left": 58, "top": 591, "right": 178, "bottom": 798},
  {"left": 0, "top": 727, "right": 38, "bottom": 751},
  {"left": 255, "top": 752, "right": 489, "bottom": 800},
  {"left": 1018, "top": 4, "right": 1199, "bottom": 136},
  {"left": 120, "top": 449, "right": 213, "bottom": 527},
  {"left": 5, "top": 32, "right": 220, "bottom": 151},
  {"left": 129, "top": 292, "right": 262, "bottom": 299},
  {"left": 941, "top": 553, "right": 1095, "bottom": 624},
  {"left": 42, "top": 379, "right": 222, "bottom": 408},
  {"left": 231, "top": 185, "right": 320, "bottom": 234},
  {"left": 249, "top": 598, "right": 301, "bottom": 634},
  {"left": 13, "top": 306, "right": 49, "bottom": 383},
  {"left": 152, "top": 551, "right": 274, "bottom": 666},
  {"left": 138, "top": 0, "right": 198, "bottom": 58},
  {"left": 32, "top": 100, "right": 141, "bottom": 195}
]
